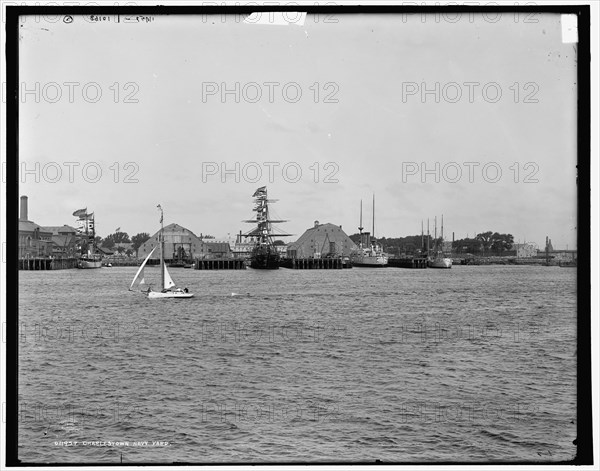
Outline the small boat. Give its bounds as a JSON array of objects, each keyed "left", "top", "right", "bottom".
[
  {"left": 351, "top": 196, "right": 388, "bottom": 267},
  {"left": 130, "top": 205, "right": 193, "bottom": 298},
  {"left": 428, "top": 255, "right": 453, "bottom": 269},
  {"left": 427, "top": 215, "right": 452, "bottom": 269}
]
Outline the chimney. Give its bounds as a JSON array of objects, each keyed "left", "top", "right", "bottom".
[
  {"left": 20, "top": 195, "right": 28, "bottom": 221},
  {"left": 314, "top": 220, "right": 319, "bottom": 227}
]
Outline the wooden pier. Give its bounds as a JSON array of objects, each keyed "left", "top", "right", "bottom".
[
  {"left": 387, "top": 258, "right": 428, "bottom": 269},
  {"left": 280, "top": 258, "right": 351, "bottom": 269},
  {"left": 195, "top": 259, "right": 247, "bottom": 270},
  {"left": 19, "top": 258, "right": 78, "bottom": 270}
]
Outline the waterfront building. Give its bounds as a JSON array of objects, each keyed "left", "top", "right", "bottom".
[
  {"left": 287, "top": 221, "right": 357, "bottom": 259},
  {"left": 18, "top": 196, "right": 53, "bottom": 258},
  {"left": 137, "top": 223, "right": 206, "bottom": 261},
  {"left": 204, "top": 242, "right": 231, "bottom": 259},
  {"left": 514, "top": 243, "right": 538, "bottom": 258},
  {"left": 43, "top": 225, "right": 79, "bottom": 258}
]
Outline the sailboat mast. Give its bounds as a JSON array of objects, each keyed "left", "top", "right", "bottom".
[
  {"left": 84, "top": 212, "right": 89, "bottom": 254},
  {"left": 427, "top": 218, "right": 430, "bottom": 254},
  {"left": 158, "top": 205, "right": 164, "bottom": 290},
  {"left": 372, "top": 194, "right": 375, "bottom": 239},
  {"left": 441, "top": 214, "right": 444, "bottom": 241},
  {"left": 421, "top": 220, "right": 424, "bottom": 253}
]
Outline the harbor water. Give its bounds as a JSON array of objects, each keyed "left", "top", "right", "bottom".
[{"left": 18, "top": 265, "right": 577, "bottom": 463}]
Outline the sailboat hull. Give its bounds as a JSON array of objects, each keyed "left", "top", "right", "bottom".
[
  {"left": 148, "top": 290, "right": 194, "bottom": 299},
  {"left": 428, "top": 258, "right": 452, "bottom": 269}
]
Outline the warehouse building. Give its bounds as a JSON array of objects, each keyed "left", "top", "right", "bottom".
[
  {"left": 287, "top": 221, "right": 357, "bottom": 258},
  {"left": 137, "top": 223, "right": 205, "bottom": 261}
]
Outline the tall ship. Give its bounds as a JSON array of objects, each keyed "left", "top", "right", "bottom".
[
  {"left": 243, "top": 186, "right": 292, "bottom": 269},
  {"left": 73, "top": 208, "right": 103, "bottom": 269},
  {"left": 427, "top": 215, "right": 452, "bottom": 269},
  {"left": 351, "top": 196, "right": 388, "bottom": 267}
]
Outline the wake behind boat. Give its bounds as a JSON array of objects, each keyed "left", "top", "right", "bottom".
[{"left": 129, "top": 205, "right": 193, "bottom": 298}]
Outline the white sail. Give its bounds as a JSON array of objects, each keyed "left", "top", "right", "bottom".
[
  {"left": 163, "top": 264, "right": 176, "bottom": 290},
  {"left": 130, "top": 247, "right": 156, "bottom": 290}
]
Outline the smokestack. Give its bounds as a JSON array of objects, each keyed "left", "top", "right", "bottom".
[{"left": 20, "top": 195, "right": 28, "bottom": 221}]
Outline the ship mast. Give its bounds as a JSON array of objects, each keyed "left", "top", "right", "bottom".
[
  {"left": 372, "top": 194, "right": 375, "bottom": 241},
  {"left": 242, "top": 186, "right": 291, "bottom": 245},
  {"left": 358, "top": 200, "right": 363, "bottom": 249},
  {"left": 441, "top": 214, "right": 444, "bottom": 243},
  {"left": 427, "top": 218, "right": 430, "bottom": 255}
]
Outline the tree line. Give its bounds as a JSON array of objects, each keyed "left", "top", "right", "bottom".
[{"left": 94, "top": 231, "right": 151, "bottom": 256}]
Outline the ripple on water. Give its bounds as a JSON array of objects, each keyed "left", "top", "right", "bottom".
[{"left": 18, "top": 265, "right": 577, "bottom": 463}]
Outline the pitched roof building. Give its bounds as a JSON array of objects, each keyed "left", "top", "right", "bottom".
[
  {"left": 287, "top": 221, "right": 357, "bottom": 258},
  {"left": 137, "top": 223, "right": 226, "bottom": 260}
]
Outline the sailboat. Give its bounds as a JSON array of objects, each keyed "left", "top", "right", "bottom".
[
  {"left": 129, "top": 205, "right": 193, "bottom": 298},
  {"left": 428, "top": 215, "right": 452, "bottom": 269},
  {"left": 242, "top": 186, "right": 292, "bottom": 269},
  {"left": 351, "top": 195, "right": 388, "bottom": 267}
]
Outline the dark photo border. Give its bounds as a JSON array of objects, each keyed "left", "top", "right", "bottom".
[{"left": 5, "top": 3, "right": 592, "bottom": 466}]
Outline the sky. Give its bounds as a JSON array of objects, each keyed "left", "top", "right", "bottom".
[{"left": 16, "top": 11, "right": 579, "bottom": 249}]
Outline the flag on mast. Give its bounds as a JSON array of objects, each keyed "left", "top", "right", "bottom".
[
  {"left": 252, "top": 186, "right": 267, "bottom": 197},
  {"left": 73, "top": 208, "right": 87, "bottom": 218},
  {"left": 157, "top": 204, "right": 163, "bottom": 223}
]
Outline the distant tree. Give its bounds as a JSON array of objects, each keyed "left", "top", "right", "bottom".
[
  {"left": 102, "top": 231, "right": 130, "bottom": 248},
  {"left": 273, "top": 240, "right": 286, "bottom": 246},
  {"left": 94, "top": 235, "right": 103, "bottom": 246},
  {"left": 490, "top": 233, "right": 514, "bottom": 255},
  {"left": 452, "top": 237, "right": 481, "bottom": 255},
  {"left": 125, "top": 248, "right": 133, "bottom": 257},
  {"left": 113, "top": 231, "right": 131, "bottom": 243},
  {"left": 116, "top": 246, "right": 125, "bottom": 254},
  {"left": 131, "top": 232, "right": 151, "bottom": 256},
  {"left": 476, "top": 231, "right": 494, "bottom": 255},
  {"left": 101, "top": 238, "right": 115, "bottom": 249}
]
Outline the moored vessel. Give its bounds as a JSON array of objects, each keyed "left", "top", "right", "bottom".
[
  {"left": 242, "top": 186, "right": 292, "bottom": 269},
  {"left": 351, "top": 196, "right": 388, "bottom": 267},
  {"left": 427, "top": 215, "right": 452, "bottom": 269},
  {"left": 73, "top": 208, "right": 102, "bottom": 269}
]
